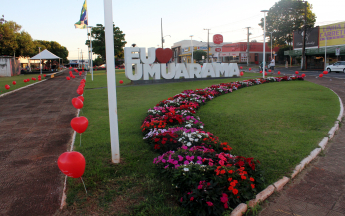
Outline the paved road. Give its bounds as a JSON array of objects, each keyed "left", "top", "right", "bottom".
[
  {"left": 0, "top": 70, "right": 82, "bottom": 215},
  {"left": 259, "top": 76, "right": 345, "bottom": 216}
]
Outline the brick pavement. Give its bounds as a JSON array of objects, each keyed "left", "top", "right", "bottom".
[
  {"left": 0, "top": 70, "right": 83, "bottom": 215},
  {"left": 259, "top": 76, "right": 345, "bottom": 216}
]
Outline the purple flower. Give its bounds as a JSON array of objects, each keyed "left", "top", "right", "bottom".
[
  {"left": 153, "top": 158, "right": 157, "bottom": 164},
  {"left": 181, "top": 146, "right": 188, "bottom": 150},
  {"left": 173, "top": 160, "right": 178, "bottom": 165},
  {"left": 162, "top": 159, "right": 166, "bottom": 163},
  {"left": 197, "top": 156, "right": 202, "bottom": 160},
  {"left": 175, "top": 164, "right": 180, "bottom": 169},
  {"left": 164, "top": 165, "right": 169, "bottom": 169},
  {"left": 178, "top": 155, "right": 184, "bottom": 161},
  {"left": 184, "top": 160, "right": 189, "bottom": 165},
  {"left": 197, "top": 160, "right": 202, "bottom": 164}
]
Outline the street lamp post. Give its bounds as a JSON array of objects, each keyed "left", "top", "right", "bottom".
[
  {"left": 78, "top": 48, "right": 80, "bottom": 69},
  {"left": 190, "top": 35, "right": 193, "bottom": 63},
  {"left": 261, "top": 10, "right": 269, "bottom": 78},
  {"left": 268, "top": 32, "right": 273, "bottom": 60},
  {"left": 162, "top": 35, "right": 171, "bottom": 48},
  {"left": 204, "top": 28, "right": 210, "bottom": 63},
  {"left": 301, "top": 1, "right": 307, "bottom": 70}
]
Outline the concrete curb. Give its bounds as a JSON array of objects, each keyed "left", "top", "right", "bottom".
[
  {"left": 231, "top": 86, "right": 344, "bottom": 215},
  {"left": 0, "top": 79, "right": 47, "bottom": 98}
]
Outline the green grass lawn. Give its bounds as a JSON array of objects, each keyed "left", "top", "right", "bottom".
[
  {"left": 0, "top": 73, "right": 47, "bottom": 95},
  {"left": 62, "top": 69, "right": 339, "bottom": 216}
]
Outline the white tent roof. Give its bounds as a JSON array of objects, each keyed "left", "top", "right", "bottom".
[{"left": 30, "top": 49, "right": 60, "bottom": 60}]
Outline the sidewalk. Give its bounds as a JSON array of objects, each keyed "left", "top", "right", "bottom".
[
  {"left": 0, "top": 70, "right": 83, "bottom": 215},
  {"left": 259, "top": 76, "right": 345, "bottom": 216}
]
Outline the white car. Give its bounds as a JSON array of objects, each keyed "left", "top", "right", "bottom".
[{"left": 326, "top": 61, "right": 345, "bottom": 73}]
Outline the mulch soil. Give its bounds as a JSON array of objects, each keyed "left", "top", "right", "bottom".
[
  {"left": 259, "top": 76, "right": 345, "bottom": 216},
  {"left": 0, "top": 70, "right": 83, "bottom": 216}
]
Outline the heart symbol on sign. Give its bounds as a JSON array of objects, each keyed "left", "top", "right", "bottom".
[
  {"left": 156, "top": 48, "right": 173, "bottom": 63},
  {"left": 71, "top": 116, "right": 89, "bottom": 134},
  {"left": 58, "top": 151, "right": 86, "bottom": 178}
]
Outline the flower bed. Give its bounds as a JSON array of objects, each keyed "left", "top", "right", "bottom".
[{"left": 141, "top": 76, "right": 304, "bottom": 215}]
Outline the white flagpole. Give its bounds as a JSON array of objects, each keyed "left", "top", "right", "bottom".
[{"left": 104, "top": 0, "right": 120, "bottom": 163}]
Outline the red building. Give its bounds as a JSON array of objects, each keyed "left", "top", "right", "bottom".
[{"left": 219, "top": 42, "right": 279, "bottom": 64}]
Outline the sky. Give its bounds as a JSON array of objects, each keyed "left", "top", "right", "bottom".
[{"left": 2, "top": 0, "right": 345, "bottom": 60}]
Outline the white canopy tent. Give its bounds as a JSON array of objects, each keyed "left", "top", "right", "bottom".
[{"left": 30, "top": 49, "right": 61, "bottom": 74}]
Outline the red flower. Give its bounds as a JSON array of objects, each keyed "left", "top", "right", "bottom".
[
  {"left": 206, "top": 201, "right": 213, "bottom": 207},
  {"left": 250, "top": 177, "right": 254, "bottom": 182},
  {"left": 232, "top": 189, "right": 238, "bottom": 195},
  {"left": 224, "top": 203, "right": 228, "bottom": 209},
  {"left": 241, "top": 175, "right": 246, "bottom": 180},
  {"left": 190, "top": 197, "right": 194, "bottom": 201},
  {"left": 251, "top": 184, "right": 255, "bottom": 189}
]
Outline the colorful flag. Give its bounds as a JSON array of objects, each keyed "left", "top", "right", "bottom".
[{"left": 74, "top": 0, "right": 88, "bottom": 29}]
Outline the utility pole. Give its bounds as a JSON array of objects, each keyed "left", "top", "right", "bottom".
[
  {"left": 161, "top": 18, "right": 163, "bottom": 48},
  {"left": 77, "top": 48, "right": 80, "bottom": 69},
  {"left": 81, "top": 49, "right": 83, "bottom": 69},
  {"left": 204, "top": 28, "right": 210, "bottom": 63},
  {"left": 301, "top": 1, "right": 307, "bottom": 70},
  {"left": 246, "top": 27, "right": 251, "bottom": 66}
]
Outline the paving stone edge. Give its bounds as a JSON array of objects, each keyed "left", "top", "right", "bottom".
[
  {"left": 0, "top": 79, "right": 47, "bottom": 98},
  {"left": 230, "top": 87, "right": 344, "bottom": 215}
]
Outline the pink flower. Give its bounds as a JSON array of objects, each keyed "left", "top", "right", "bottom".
[
  {"left": 190, "top": 197, "right": 194, "bottom": 201},
  {"left": 209, "top": 162, "right": 213, "bottom": 166},
  {"left": 220, "top": 196, "right": 228, "bottom": 203},
  {"left": 224, "top": 203, "right": 228, "bottom": 209},
  {"left": 180, "top": 197, "right": 183, "bottom": 202},
  {"left": 198, "top": 185, "right": 203, "bottom": 190},
  {"left": 206, "top": 201, "right": 213, "bottom": 207}
]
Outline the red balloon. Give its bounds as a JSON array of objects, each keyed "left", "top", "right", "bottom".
[
  {"left": 69, "top": 70, "right": 72, "bottom": 74},
  {"left": 12, "top": 81, "right": 16, "bottom": 85},
  {"left": 69, "top": 67, "right": 72, "bottom": 69},
  {"left": 323, "top": 71, "right": 328, "bottom": 75},
  {"left": 302, "top": 73, "right": 306, "bottom": 77},
  {"left": 240, "top": 66, "right": 243, "bottom": 69},
  {"left": 72, "top": 75, "right": 75, "bottom": 79},
  {"left": 268, "top": 69, "right": 272, "bottom": 72},
  {"left": 119, "top": 80, "right": 123, "bottom": 84},
  {"left": 58, "top": 151, "right": 86, "bottom": 178},
  {"left": 38, "top": 78, "right": 41, "bottom": 81},
  {"left": 71, "top": 116, "right": 89, "bottom": 134},
  {"left": 319, "top": 74, "right": 323, "bottom": 77},
  {"left": 240, "top": 72, "right": 244, "bottom": 76},
  {"left": 81, "top": 79, "right": 86, "bottom": 82},
  {"left": 43, "top": 74, "right": 46, "bottom": 77},
  {"left": 38, "top": 75, "right": 41, "bottom": 78},
  {"left": 278, "top": 71, "right": 281, "bottom": 75},
  {"left": 78, "top": 95, "right": 84, "bottom": 102},
  {"left": 295, "top": 71, "right": 299, "bottom": 74},
  {"left": 27, "top": 79, "right": 30, "bottom": 82},
  {"left": 249, "top": 68, "right": 251, "bottom": 71},
  {"left": 260, "top": 71, "right": 262, "bottom": 73},
  {"left": 5, "top": 84, "right": 10, "bottom": 90},
  {"left": 77, "top": 88, "right": 84, "bottom": 95},
  {"left": 79, "top": 72, "right": 82, "bottom": 76},
  {"left": 265, "top": 72, "right": 267, "bottom": 76},
  {"left": 66, "top": 77, "right": 71, "bottom": 80},
  {"left": 72, "top": 98, "right": 84, "bottom": 109},
  {"left": 23, "top": 79, "right": 27, "bottom": 83},
  {"left": 32, "top": 77, "right": 36, "bottom": 81}
]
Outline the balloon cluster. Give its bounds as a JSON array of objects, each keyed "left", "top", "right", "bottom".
[
  {"left": 3, "top": 74, "right": 44, "bottom": 91},
  {"left": 58, "top": 72, "right": 89, "bottom": 191}
]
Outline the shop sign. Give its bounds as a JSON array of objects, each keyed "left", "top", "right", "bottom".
[
  {"left": 213, "top": 34, "right": 223, "bottom": 44},
  {"left": 319, "top": 21, "right": 345, "bottom": 47},
  {"left": 215, "top": 48, "right": 221, "bottom": 52}
]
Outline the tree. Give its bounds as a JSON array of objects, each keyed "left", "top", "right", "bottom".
[
  {"left": 93, "top": 56, "right": 104, "bottom": 66},
  {"left": 193, "top": 50, "right": 207, "bottom": 62},
  {"left": 35, "top": 40, "right": 69, "bottom": 62},
  {"left": 86, "top": 24, "right": 127, "bottom": 61},
  {"left": 0, "top": 21, "right": 22, "bottom": 56},
  {"left": 258, "top": 0, "right": 316, "bottom": 47}
]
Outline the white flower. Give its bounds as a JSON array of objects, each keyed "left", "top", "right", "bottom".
[
  {"left": 200, "top": 126, "right": 203, "bottom": 129},
  {"left": 184, "top": 168, "right": 189, "bottom": 172},
  {"left": 189, "top": 138, "right": 194, "bottom": 141},
  {"left": 195, "top": 138, "right": 199, "bottom": 142},
  {"left": 187, "top": 142, "right": 192, "bottom": 147}
]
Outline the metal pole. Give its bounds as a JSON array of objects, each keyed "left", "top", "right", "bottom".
[
  {"left": 207, "top": 29, "right": 210, "bottom": 63},
  {"left": 261, "top": 10, "right": 268, "bottom": 78},
  {"left": 246, "top": 27, "right": 250, "bottom": 66},
  {"left": 39, "top": 47, "right": 42, "bottom": 74},
  {"left": 324, "top": 35, "right": 327, "bottom": 70},
  {"left": 270, "top": 32, "right": 272, "bottom": 60},
  {"left": 104, "top": 0, "right": 120, "bottom": 163},
  {"left": 78, "top": 48, "right": 79, "bottom": 69},
  {"left": 190, "top": 35, "right": 193, "bottom": 63},
  {"left": 90, "top": 32, "right": 93, "bottom": 81},
  {"left": 161, "top": 18, "right": 163, "bottom": 48},
  {"left": 301, "top": 1, "right": 307, "bottom": 70}
]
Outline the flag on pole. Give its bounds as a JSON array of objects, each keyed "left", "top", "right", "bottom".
[{"left": 74, "top": 0, "right": 88, "bottom": 29}]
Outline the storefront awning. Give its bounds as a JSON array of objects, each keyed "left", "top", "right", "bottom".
[{"left": 285, "top": 45, "right": 345, "bottom": 56}]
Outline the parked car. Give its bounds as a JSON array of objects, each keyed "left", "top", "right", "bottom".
[{"left": 326, "top": 61, "right": 345, "bottom": 73}]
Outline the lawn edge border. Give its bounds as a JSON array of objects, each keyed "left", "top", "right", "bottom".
[
  {"left": 231, "top": 87, "right": 344, "bottom": 216},
  {"left": 60, "top": 103, "right": 81, "bottom": 210},
  {"left": 0, "top": 79, "right": 47, "bottom": 98}
]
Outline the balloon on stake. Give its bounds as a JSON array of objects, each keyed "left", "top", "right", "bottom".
[
  {"left": 295, "top": 71, "right": 299, "bottom": 75},
  {"left": 240, "top": 71, "right": 244, "bottom": 76},
  {"left": 77, "top": 88, "right": 84, "bottom": 95},
  {"left": 72, "top": 97, "right": 84, "bottom": 109},
  {"left": 265, "top": 72, "right": 267, "bottom": 76},
  {"left": 249, "top": 68, "right": 251, "bottom": 71},
  {"left": 277, "top": 71, "right": 281, "bottom": 75},
  {"left": 302, "top": 74, "right": 306, "bottom": 78},
  {"left": 260, "top": 71, "right": 262, "bottom": 74},
  {"left": 57, "top": 151, "right": 87, "bottom": 194},
  {"left": 319, "top": 74, "right": 323, "bottom": 77},
  {"left": 240, "top": 66, "right": 243, "bottom": 69},
  {"left": 78, "top": 95, "right": 84, "bottom": 102},
  {"left": 71, "top": 116, "right": 89, "bottom": 146},
  {"left": 66, "top": 77, "right": 71, "bottom": 80},
  {"left": 5, "top": 84, "right": 10, "bottom": 90},
  {"left": 12, "top": 81, "right": 16, "bottom": 85},
  {"left": 268, "top": 69, "right": 271, "bottom": 72},
  {"left": 323, "top": 71, "right": 328, "bottom": 75},
  {"left": 119, "top": 80, "right": 123, "bottom": 84}
]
